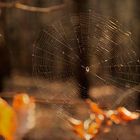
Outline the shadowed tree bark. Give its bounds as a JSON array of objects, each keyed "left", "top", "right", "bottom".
[
  {"left": 0, "top": 1, "right": 11, "bottom": 92},
  {"left": 73, "top": 0, "right": 90, "bottom": 99}
]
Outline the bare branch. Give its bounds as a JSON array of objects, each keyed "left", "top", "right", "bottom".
[{"left": 0, "top": 1, "right": 65, "bottom": 13}]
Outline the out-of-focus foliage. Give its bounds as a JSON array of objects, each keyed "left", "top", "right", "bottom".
[
  {"left": 0, "top": 93, "right": 36, "bottom": 140},
  {"left": 13, "top": 93, "right": 36, "bottom": 139},
  {"left": 68, "top": 99, "right": 140, "bottom": 140},
  {"left": 0, "top": 98, "right": 17, "bottom": 140}
]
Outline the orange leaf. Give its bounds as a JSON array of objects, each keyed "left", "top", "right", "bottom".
[
  {"left": 95, "top": 114, "right": 104, "bottom": 126},
  {"left": 13, "top": 93, "right": 35, "bottom": 111},
  {"left": 0, "top": 98, "right": 17, "bottom": 140},
  {"left": 87, "top": 122, "right": 99, "bottom": 136},
  {"left": 12, "top": 93, "right": 36, "bottom": 138},
  {"left": 110, "top": 114, "right": 121, "bottom": 124},
  {"left": 68, "top": 118, "right": 85, "bottom": 139},
  {"left": 86, "top": 99, "right": 104, "bottom": 115},
  {"left": 117, "top": 107, "right": 139, "bottom": 122},
  {"left": 106, "top": 110, "right": 121, "bottom": 124}
]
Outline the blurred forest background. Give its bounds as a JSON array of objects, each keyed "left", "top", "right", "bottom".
[
  {"left": 0, "top": 1, "right": 140, "bottom": 140},
  {"left": 0, "top": 0, "right": 140, "bottom": 93}
]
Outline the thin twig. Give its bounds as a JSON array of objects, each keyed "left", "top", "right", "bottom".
[
  {"left": 0, "top": 1, "right": 65, "bottom": 13},
  {"left": 112, "top": 85, "right": 140, "bottom": 108},
  {"left": 0, "top": 93, "right": 83, "bottom": 105}
]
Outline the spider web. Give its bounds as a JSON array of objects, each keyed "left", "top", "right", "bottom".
[{"left": 32, "top": 10, "right": 140, "bottom": 114}]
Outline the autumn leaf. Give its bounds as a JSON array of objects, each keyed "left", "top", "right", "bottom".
[
  {"left": 0, "top": 98, "right": 17, "bottom": 140},
  {"left": 86, "top": 99, "right": 104, "bottom": 115},
  {"left": 69, "top": 99, "right": 140, "bottom": 140},
  {"left": 12, "top": 93, "right": 36, "bottom": 139},
  {"left": 117, "top": 107, "right": 139, "bottom": 122},
  {"left": 68, "top": 117, "right": 85, "bottom": 139}
]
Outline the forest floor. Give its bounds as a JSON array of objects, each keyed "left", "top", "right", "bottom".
[{"left": 2, "top": 75, "right": 140, "bottom": 140}]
